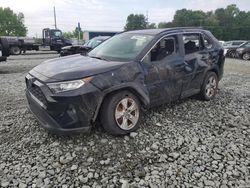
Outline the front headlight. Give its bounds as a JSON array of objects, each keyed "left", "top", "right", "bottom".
[
  {"left": 237, "top": 48, "right": 244, "bottom": 52},
  {"left": 47, "top": 79, "right": 85, "bottom": 93}
]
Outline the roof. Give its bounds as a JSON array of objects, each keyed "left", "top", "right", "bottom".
[{"left": 125, "top": 27, "right": 205, "bottom": 35}]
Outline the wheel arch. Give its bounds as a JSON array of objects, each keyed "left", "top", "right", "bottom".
[{"left": 92, "top": 84, "right": 150, "bottom": 122}]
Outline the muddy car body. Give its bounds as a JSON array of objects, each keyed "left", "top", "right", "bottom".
[{"left": 26, "top": 28, "right": 225, "bottom": 135}]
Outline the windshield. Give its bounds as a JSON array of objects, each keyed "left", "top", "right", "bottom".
[
  {"left": 84, "top": 38, "right": 105, "bottom": 49},
  {"left": 88, "top": 33, "right": 154, "bottom": 62},
  {"left": 242, "top": 41, "right": 250, "bottom": 47},
  {"left": 51, "top": 30, "right": 62, "bottom": 38}
]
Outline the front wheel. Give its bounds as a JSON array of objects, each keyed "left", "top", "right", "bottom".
[
  {"left": 199, "top": 72, "right": 218, "bottom": 101},
  {"left": 100, "top": 91, "right": 141, "bottom": 135},
  {"left": 242, "top": 52, "right": 250, "bottom": 61}
]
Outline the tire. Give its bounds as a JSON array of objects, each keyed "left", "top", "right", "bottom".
[
  {"left": 242, "top": 52, "right": 250, "bottom": 61},
  {"left": 199, "top": 71, "right": 218, "bottom": 101},
  {"left": 10, "top": 46, "right": 21, "bottom": 55},
  {"left": 0, "top": 38, "right": 10, "bottom": 56},
  {"left": 100, "top": 91, "right": 141, "bottom": 135}
]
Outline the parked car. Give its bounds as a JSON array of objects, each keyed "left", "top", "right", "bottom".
[
  {"left": 0, "top": 37, "right": 10, "bottom": 62},
  {"left": 25, "top": 28, "right": 225, "bottom": 135},
  {"left": 236, "top": 41, "right": 250, "bottom": 60},
  {"left": 223, "top": 40, "right": 247, "bottom": 58},
  {"left": 60, "top": 36, "right": 109, "bottom": 56}
]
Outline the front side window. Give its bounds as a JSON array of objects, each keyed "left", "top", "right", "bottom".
[
  {"left": 88, "top": 33, "right": 154, "bottom": 62},
  {"left": 149, "top": 37, "right": 176, "bottom": 62},
  {"left": 183, "top": 34, "right": 201, "bottom": 54}
]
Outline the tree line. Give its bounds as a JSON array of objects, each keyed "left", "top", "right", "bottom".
[
  {"left": 0, "top": 7, "right": 27, "bottom": 36},
  {"left": 124, "top": 4, "right": 250, "bottom": 40},
  {"left": 1, "top": 4, "right": 250, "bottom": 41}
]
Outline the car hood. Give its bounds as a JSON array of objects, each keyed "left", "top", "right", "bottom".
[{"left": 30, "top": 54, "right": 127, "bottom": 82}]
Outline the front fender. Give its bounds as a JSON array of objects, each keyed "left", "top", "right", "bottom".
[{"left": 92, "top": 82, "right": 150, "bottom": 121}]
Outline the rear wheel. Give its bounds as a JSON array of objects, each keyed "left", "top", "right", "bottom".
[
  {"left": 200, "top": 72, "right": 218, "bottom": 101},
  {"left": 242, "top": 52, "right": 250, "bottom": 61},
  {"left": 10, "top": 46, "right": 21, "bottom": 55},
  {"left": 100, "top": 91, "right": 141, "bottom": 135}
]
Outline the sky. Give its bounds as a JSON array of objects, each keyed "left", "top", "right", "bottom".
[{"left": 1, "top": 0, "right": 250, "bottom": 37}]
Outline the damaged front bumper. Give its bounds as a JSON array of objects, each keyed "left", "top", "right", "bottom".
[{"left": 25, "top": 74, "right": 102, "bottom": 134}]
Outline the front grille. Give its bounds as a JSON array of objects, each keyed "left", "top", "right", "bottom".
[
  {"left": 26, "top": 76, "right": 47, "bottom": 107},
  {"left": 29, "top": 85, "right": 47, "bottom": 106}
]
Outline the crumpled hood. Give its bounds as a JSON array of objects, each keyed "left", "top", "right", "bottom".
[{"left": 30, "top": 54, "right": 127, "bottom": 82}]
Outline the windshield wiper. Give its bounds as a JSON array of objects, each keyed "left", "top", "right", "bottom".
[{"left": 89, "top": 56, "right": 109, "bottom": 61}]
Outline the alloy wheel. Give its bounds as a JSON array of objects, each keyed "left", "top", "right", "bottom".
[{"left": 115, "top": 97, "right": 139, "bottom": 130}]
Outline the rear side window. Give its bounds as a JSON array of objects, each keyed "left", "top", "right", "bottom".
[{"left": 183, "top": 34, "right": 201, "bottom": 54}]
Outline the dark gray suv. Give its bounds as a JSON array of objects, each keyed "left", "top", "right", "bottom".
[{"left": 25, "top": 28, "right": 225, "bottom": 135}]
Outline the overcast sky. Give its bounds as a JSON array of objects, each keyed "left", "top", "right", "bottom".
[{"left": 1, "top": 0, "right": 250, "bottom": 37}]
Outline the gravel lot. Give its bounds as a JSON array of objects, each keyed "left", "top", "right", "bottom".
[{"left": 0, "top": 53, "right": 250, "bottom": 188}]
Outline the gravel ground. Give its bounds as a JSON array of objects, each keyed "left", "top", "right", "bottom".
[{"left": 0, "top": 53, "right": 250, "bottom": 188}]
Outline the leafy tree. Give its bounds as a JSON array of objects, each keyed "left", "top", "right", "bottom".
[
  {"left": 63, "top": 27, "right": 83, "bottom": 40},
  {"left": 147, "top": 23, "right": 157, "bottom": 29},
  {"left": 63, "top": 31, "right": 75, "bottom": 39},
  {"left": 124, "top": 14, "right": 147, "bottom": 31},
  {"left": 0, "top": 7, "right": 27, "bottom": 36},
  {"left": 158, "top": 22, "right": 173, "bottom": 28}
]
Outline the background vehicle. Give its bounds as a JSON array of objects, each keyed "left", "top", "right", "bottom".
[
  {"left": 0, "top": 37, "right": 10, "bottom": 62},
  {"left": 223, "top": 40, "right": 247, "bottom": 58},
  {"left": 26, "top": 28, "right": 225, "bottom": 135},
  {"left": 2, "top": 28, "right": 72, "bottom": 55},
  {"left": 236, "top": 41, "right": 250, "bottom": 60},
  {"left": 83, "top": 30, "right": 118, "bottom": 41},
  {"left": 60, "top": 36, "right": 109, "bottom": 56}
]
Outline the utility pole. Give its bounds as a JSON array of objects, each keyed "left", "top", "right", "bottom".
[{"left": 54, "top": 6, "right": 57, "bottom": 29}]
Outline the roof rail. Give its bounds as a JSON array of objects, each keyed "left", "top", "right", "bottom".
[{"left": 158, "top": 27, "right": 204, "bottom": 35}]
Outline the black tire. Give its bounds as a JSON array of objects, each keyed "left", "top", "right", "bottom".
[
  {"left": 0, "top": 38, "right": 10, "bottom": 56},
  {"left": 10, "top": 46, "right": 21, "bottom": 55},
  {"left": 199, "top": 71, "right": 218, "bottom": 101},
  {"left": 100, "top": 91, "right": 141, "bottom": 136},
  {"left": 242, "top": 52, "right": 250, "bottom": 61}
]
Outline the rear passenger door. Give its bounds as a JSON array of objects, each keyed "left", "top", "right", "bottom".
[{"left": 181, "top": 33, "right": 210, "bottom": 98}]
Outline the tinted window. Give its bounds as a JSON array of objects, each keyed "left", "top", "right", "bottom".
[
  {"left": 150, "top": 37, "right": 176, "bottom": 62},
  {"left": 183, "top": 34, "right": 201, "bottom": 54},
  {"left": 88, "top": 33, "right": 153, "bottom": 62}
]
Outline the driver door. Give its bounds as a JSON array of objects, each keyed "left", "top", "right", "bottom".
[{"left": 141, "top": 35, "right": 185, "bottom": 106}]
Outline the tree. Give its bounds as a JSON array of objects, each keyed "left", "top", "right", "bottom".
[
  {"left": 63, "top": 31, "right": 75, "bottom": 39},
  {"left": 158, "top": 22, "right": 173, "bottom": 28},
  {"left": 147, "top": 23, "right": 157, "bottom": 29},
  {"left": 124, "top": 14, "right": 147, "bottom": 31},
  {"left": 0, "top": 7, "right": 27, "bottom": 36}
]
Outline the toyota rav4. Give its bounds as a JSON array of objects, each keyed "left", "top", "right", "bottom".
[{"left": 25, "top": 28, "right": 225, "bottom": 135}]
